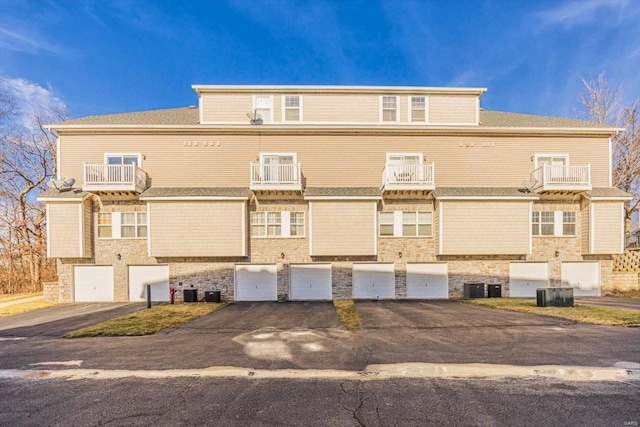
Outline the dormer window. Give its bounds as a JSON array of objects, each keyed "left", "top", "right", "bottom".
[
  {"left": 253, "top": 95, "right": 273, "bottom": 123},
  {"left": 283, "top": 95, "right": 302, "bottom": 122},
  {"left": 381, "top": 96, "right": 398, "bottom": 122}
]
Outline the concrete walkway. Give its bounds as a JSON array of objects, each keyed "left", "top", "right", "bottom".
[{"left": 0, "top": 295, "right": 44, "bottom": 308}]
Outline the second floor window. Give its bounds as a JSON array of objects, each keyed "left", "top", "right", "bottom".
[
  {"left": 410, "top": 96, "right": 426, "bottom": 122},
  {"left": 98, "top": 211, "right": 147, "bottom": 239},
  {"left": 283, "top": 95, "right": 301, "bottom": 121},
  {"left": 381, "top": 96, "right": 398, "bottom": 122},
  {"left": 532, "top": 211, "right": 576, "bottom": 237},
  {"left": 253, "top": 95, "right": 273, "bottom": 122},
  {"left": 106, "top": 154, "right": 140, "bottom": 166},
  {"left": 379, "top": 211, "right": 433, "bottom": 237},
  {"left": 251, "top": 211, "right": 305, "bottom": 238}
]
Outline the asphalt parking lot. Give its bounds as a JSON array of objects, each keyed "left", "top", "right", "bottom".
[{"left": 575, "top": 297, "right": 640, "bottom": 310}]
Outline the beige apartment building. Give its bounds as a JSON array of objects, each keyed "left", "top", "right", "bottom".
[{"left": 38, "top": 85, "right": 630, "bottom": 303}]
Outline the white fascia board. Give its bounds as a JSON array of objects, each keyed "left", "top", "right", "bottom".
[
  {"left": 140, "top": 196, "right": 249, "bottom": 201},
  {"left": 191, "top": 84, "right": 488, "bottom": 96},
  {"left": 45, "top": 204, "right": 51, "bottom": 258},
  {"left": 304, "top": 196, "right": 382, "bottom": 201},
  {"left": 37, "top": 196, "right": 91, "bottom": 203},
  {"left": 434, "top": 196, "right": 539, "bottom": 201}
]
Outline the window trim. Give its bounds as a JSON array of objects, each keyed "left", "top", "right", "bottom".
[
  {"left": 534, "top": 153, "right": 569, "bottom": 169},
  {"left": 386, "top": 152, "right": 424, "bottom": 164},
  {"left": 379, "top": 95, "right": 399, "bottom": 123},
  {"left": 532, "top": 210, "right": 577, "bottom": 238},
  {"left": 252, "top": 94, "right": 274, "bottom": 123},
  {"left": 97, "top": 211, "right": 147, "bottom": 240},
  {"left": 379, "top": 210, "right": 433, "bottom": 237},
  {"left": 120, "top": 211, "right": 148, "bottom": 239},
  {"left": 97, "top": 212, "right": 113, "bottom": 239},
  {"left": 281, "top": 95, "right": 303, "bottom": 122},
  {"left": 250, "top": 210, "right": 305, "bottom": 238},
  {"left": 408, "top": 95, "right": 428, "bottom": 123},
  {"left": 104, "top": 153, "right": 142, "bottom": 167},
  {"left": 259, "top": 152, "right": 298, "bottom": 164}
]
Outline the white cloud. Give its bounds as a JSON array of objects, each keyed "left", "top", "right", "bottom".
[
  {"left": 0, "top": 76, "right": 67, "bottom": 130},
  {"left": 0, "top": 24, "right": 67, "bottom": 56},
  {"left": 532, "top": 0, "right": 637, "bottom": 30}
]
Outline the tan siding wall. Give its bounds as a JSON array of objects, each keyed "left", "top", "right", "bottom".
[
  {"left": 303, "top": 94, "right": 380, "bottom": 122},
  {"left": 201, "top": 94, "right": 253, "bottom": 123},
  {"left": 429, "top": 96, "right": 477, "bottom": 124},
  {"left": 593, "top": 202, "right": 623, "bottom": 254},
  {"left": 48, "top": 203, "right": 84, "bottom": 258},
  {"left": 310, "top": 201, "right": 376, "bottom": 256},
  {"left": 441, "top": 201, "right": 530, "bottom": 255},
  {"left": 60, "top": 133, "right": 611, "bottom": 189},
  {"left": 83, "top": 200, "right": 92, "bottom": 256},
  {"left": 581, "top": 200, "right": 590, "bottom": 254},
  {"left": 148, "top": 201, "right": 244, "bottom": 257}
]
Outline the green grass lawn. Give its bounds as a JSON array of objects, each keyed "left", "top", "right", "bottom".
[
  {"left": 333, "top": 300, "right": 360, "bottom": 329},
  {"left": 63, "top": 302, "right": 226, "bottom": 338},
  {"left": 467, "top": 298, "right": 640, "bottom": 327}
]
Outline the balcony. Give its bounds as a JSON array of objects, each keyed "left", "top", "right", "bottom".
[
  {"left": 83, "top": 163, "right": 149, "bottom": 193},
  {"left": 530, "top": 164, "right": 591, "bottom": 192},
  {"left": 250, "top": 162, "right": 303, "bottom": 191},
  {"left": 382, "top": 163, "right": 435, "bottom": 191}
]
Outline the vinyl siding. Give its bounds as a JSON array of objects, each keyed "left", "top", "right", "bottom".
[
  {"left": 303, "top": 94, "right": 380, "bottom": 122},
  {"left": 310, "top": 201, "right": 376, "bottom": 256},
  {"left": 60, "top": 134, "right": 611, "bottom": 189},
  {"left": 592, "top": 202, "right": 623, "bottom": 254},
  {"left": 201, "top": 94, "right": 253, "bottom": 123},
  {"left": 83, "top": 200, "right": 92, "bottom": 256},
  {"left": 48, "top": 202, "right": 86, "bottom": 258},
  {"left": 428, "top": 95, "right": 477, "bottom": 124},
  {"left": 440, "top": 200, "right": 530, "bottom": 255},
  {"left": 581, "top": 200, "right": 590, "bottom": 254},
  {"left": 148, "top": 201, "right": 244, "bottom": 257}
]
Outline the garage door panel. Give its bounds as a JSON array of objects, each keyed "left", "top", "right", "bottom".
[
  {"left": 406, "top": 263, "right": 449, "bottom": 299},
  {"left": 235, "top": 264, "right": 277, "bottom": 301},
  {"left": 290, "top": 264, "right": 332, "bottom": 301},
  {"left": 353, "top": 264, "right": 395, "bottom": 299},
  {"left": 509, "top": 263, "right": 549, "bottom": 298},
  {"left": 74, "top": 266, "right": 114, "bottom": 302},
  {"left": 562, "top": 262, "right": 600, "bottom": 297},
  {"left": 128, "top": 266, "right": 170, "bottom": 302}
]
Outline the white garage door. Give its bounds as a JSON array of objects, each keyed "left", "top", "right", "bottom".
[
  {"left": 352, "top": 263, "right": 395, "bottom": 299},
  {"left": 74, "top": 266, "right": 114, "bottom": 302},
  {"left": 509, "top": 262, "right": 549, "bottom": 297},
  {"left": 235, "top": 264, "right": 277, "bottom": 301},
  {"left": 561, "top": 262, "right": 601, "bottom": 296},
  {"left": 406, "top": 263, "right": 449, "bottom": 299},
  {"left": 290, "top": 264, "right": 332, "bottom": 301},
  {"left": 128, "top": 265, "right": 170, "bottom": 302}
]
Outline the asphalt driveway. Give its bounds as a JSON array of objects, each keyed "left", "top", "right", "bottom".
[
  {"left": 575, "top": 297, "right": 640, "bottom": 310},
  {"left": 355, "top": 300, "right": 570, "bottom": 329},
  {"left": 0, "top": 303, "right": 145, "bottom": 338}
]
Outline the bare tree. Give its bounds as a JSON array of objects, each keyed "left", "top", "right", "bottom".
[
  {"left": 0, "top": 86, "right": 69, "bottom": 292},
  {"left": 578, "top": 74, "right": 640, "bottom": 235}
]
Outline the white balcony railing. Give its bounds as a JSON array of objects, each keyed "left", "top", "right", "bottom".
[
  {"left": 382, "top": 163, "right": 435, "bottom": 190},
  {"left": 250, "top": 162, "right": 302, "bottom": 190},
  {"left": 83, "top": 163, "right": 148, "bottom": 192},
  {"left": 530, "top": 164, "right": 591, "bottom": 192}
]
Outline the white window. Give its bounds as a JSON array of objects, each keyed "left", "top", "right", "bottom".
[
  {"left": 98, "top": 211, "right": 147, "bottom": 239},
  {"left": 381, "top": 96, "right": 398, "bottom": 122},
  {"left": 563, "top": 211, "right": 576, "bottom": 236},
  {"left": 290, "top": 212, "right": 305, "bottom": 236},
  {"left": 251, "top": 211, "right": 304, "bottom": 238},
  {"left": 105, "top": 153, "right": 141, "bottom": 166},
  {"left": 283, "top": 95, "right": 302, "bottom": 122},
  {"left": 98, "top": 213, "right": 112, "bottom": 238},
  {"left": 253, "top": 95, "right": 273, "bottom": 123},
  {"left": 409, "top": 96, "right": 426, "bottom": 122},
  {"left": 532, "top": 211, "right": 576, "bottom": 237},
  {"left": 535, "top": 154, "right": 568, "bottom": 169},
  {"left": 121, "top": 212, "right": 147, "bottom": 238},
  {"left": 379, "top": 211, "right": 433, "bottom": 237},
  {"left": 379, "top": 212, "right": 394, "bottom": 236}
]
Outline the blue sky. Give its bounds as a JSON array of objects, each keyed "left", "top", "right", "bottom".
[{"left": 1, "top": 0, "right": 638, "bottom": 121}]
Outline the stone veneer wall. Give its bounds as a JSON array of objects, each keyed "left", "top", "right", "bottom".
[
  {"left": 610, "top": 272, "right": 640, "bottom": 291},
  {"left": 42, "top": 281, "right": 60, "bottom": 303}
]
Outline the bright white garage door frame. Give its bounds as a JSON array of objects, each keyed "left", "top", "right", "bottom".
[
  {"left": 561, "top": 262, "right": 601, "bottom": 297},
  {"left": 406, "top": 263, "right": 449, "bottom": 299},
  {"left": 128, "top": 265, "right": 170, "bottom": 302},
  {"left": 289, "top": 263, "right": 332, "bottom": 301},
  {"left": 73, "top": 265, "right": 114, "bottom": 302},
  {"left": 352, "top": 263, "right": 395, "bottom": 300},
  {"left": 509, "top": 262, "right": 549, "bottom": 297},
  {"left": 235, "top": 264, "right": 278, "bottom": 301}
]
